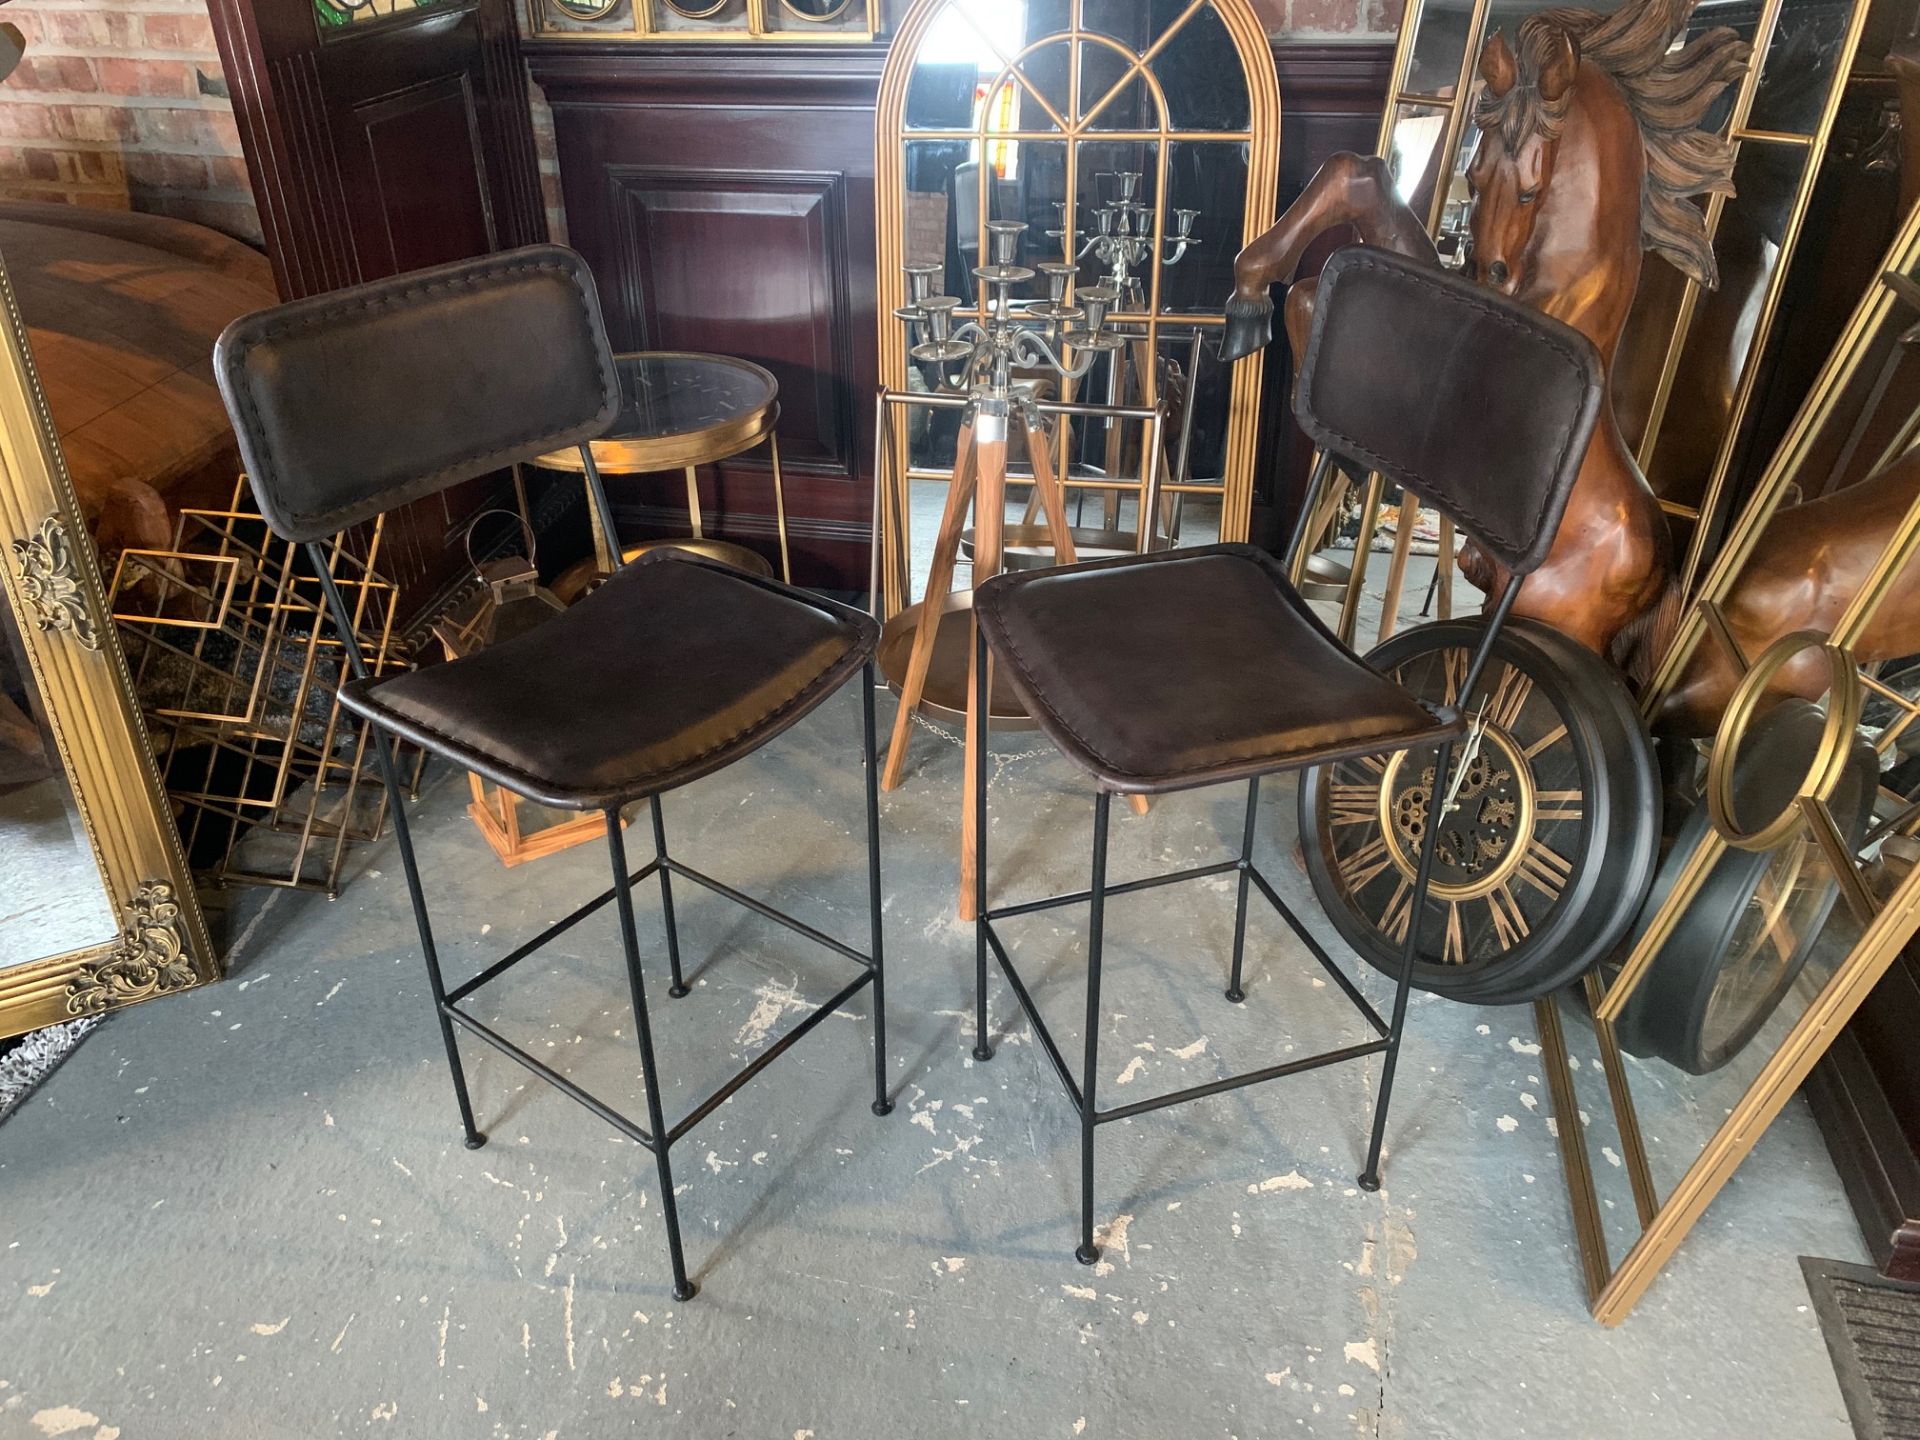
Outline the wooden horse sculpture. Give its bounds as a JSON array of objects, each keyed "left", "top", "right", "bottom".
[
  {"left": 1225, "top": 0, "right": 1747, "bottom": 663},
  {"left": 1657, "top": 444, "right": 1920, "bottom": 735}
]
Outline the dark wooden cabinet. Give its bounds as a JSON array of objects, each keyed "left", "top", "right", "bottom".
[{"left": 527, "top": 38, "right": 1392, "bottom": 588}]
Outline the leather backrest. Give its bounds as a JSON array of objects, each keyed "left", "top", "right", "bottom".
[
  {"left": 214, "top": 245, "right": 619, "bottom": 544},
  {"left": 1293, "top": 247, "right": 1603, "bottom": 576}
]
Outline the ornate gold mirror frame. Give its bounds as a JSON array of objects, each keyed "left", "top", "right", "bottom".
[
  {"left": 872, "top": 0, "right": 1281, "bottom": 614},
  {"left": 0, "top": 251, "right": 215, "bottom": 1040},
  {"left": 1329, "top": 0, "right": 1872, "bottom": 643},
  {"left": 1544, "top": 200, "right": 1920, "bottom": 1325}
]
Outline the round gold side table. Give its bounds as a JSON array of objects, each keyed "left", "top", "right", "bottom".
[{"left": 537, "top": 351, "right": 790, "bottom": 582}]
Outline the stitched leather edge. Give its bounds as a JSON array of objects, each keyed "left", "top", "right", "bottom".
[
  {"left": 1296, "top": 250, "right": 1599, "bottom": 575},
  {"left": 219, "top": 248, "right": 620, "bottom": 541},
  {"left": 345, "top": 556, "right": 877, "bottom": 808},
  {"left": 976, "top": 546, "right": 1451, "bottom": 785}
]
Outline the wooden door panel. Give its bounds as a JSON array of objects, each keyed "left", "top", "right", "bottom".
[
  {"left": 354, "top": 75, "right": 496, "bottom": 273},
  {"left": 614, "top": 170, "right": 852, "bottom": 474},
  {"left": 209, "top": 0, "right": 547, "bottom": 620}
]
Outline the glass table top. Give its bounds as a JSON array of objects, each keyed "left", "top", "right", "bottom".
[{"left": 606, "top": 352, "right": 777, "bottom": 442}]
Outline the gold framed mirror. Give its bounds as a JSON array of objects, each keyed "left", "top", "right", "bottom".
[
  {"left": 0, "top": 250, "right": 214, "bottom": 1040},
  {"left": 1544, "top": 200, "right": 1920, "bottom": 1325},
  {"left": 873, "top": 0, "right": 1281, "bottom": 615}
]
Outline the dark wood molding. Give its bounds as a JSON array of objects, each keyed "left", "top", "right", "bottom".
[{"left": 527, "top": 40, "right": 890, "bottom": 103}]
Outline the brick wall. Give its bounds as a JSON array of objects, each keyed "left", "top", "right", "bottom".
[
  {"left": 0, "top": 1, "right": 259, "bottom": 244},
  {"left": 1248, "top": 0, "right": 1402, "bottom": 36}
]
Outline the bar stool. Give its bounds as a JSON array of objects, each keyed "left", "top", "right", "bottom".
[
  {"left": 214, "top": 245, "right": 891, "bottom": 1301},
  {"left": 968, "top": 248, "right": 1604, "bottom": 1263}
]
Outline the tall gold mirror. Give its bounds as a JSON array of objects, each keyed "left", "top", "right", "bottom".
[
  {"left": 1544, "top": 203, "right": 1920, "bottom": 1325},
  {"left": 874, "top": 0, "right": 1281, "bottom": 615},
  {"left": 0, "top": 251, "right": 214, "bottom": 1039}
]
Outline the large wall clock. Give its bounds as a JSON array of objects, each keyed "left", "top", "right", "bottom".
[
  {"left": 1299, "top": 619, "right": 1661, "bottom": 1006},
  {"left": 1613, "top": 699, "right": 1880, "bottom": 1075}
]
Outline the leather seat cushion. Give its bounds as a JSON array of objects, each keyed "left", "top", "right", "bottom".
[
  {"left": 975, "top": 544, "right": 1453, "bottom": 793},
  {"left": 343, "top": 550, "right": 877, "bottom": 810}
]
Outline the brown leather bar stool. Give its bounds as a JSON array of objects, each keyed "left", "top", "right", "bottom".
[
  {"left": 969, "top": 248, "right": 1605, "bottom": 1263},
  {"left": 214, "top": 245, "right": 891, "bottom": 1301}
]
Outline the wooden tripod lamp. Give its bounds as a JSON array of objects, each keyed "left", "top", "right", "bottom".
[{"left": 881, "top": 222, "right": 1155, "bottom": 916}]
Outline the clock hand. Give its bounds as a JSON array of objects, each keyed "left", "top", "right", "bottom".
[{"left": 1440, "top": 700, "right": 1489, "bottom": 818}]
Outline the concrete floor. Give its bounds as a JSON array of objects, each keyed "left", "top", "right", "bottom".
[{"left": 0, "top": 548, "right": 1870, "bottom": 1439}]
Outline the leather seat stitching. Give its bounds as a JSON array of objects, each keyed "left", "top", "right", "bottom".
[{"left": 981, "top": 551, "right": 1438, "bottom": 782}]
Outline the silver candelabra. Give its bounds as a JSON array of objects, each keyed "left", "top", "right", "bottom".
[
  {"left": 1048, "top": 172, "right": 1199, "bottom": 309},
  {"left": 894, "top": 218, "right": 1124, "bottom": 409}
]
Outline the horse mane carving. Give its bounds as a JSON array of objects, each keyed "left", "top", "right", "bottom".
[{"left": 1476, "top": 0, "right": 1747, "bottom": 289}]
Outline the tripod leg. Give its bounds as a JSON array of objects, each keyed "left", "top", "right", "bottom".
[
  {"left": 1378, "top": 495, "right": 1417, "bottom": 644},
  {"left": 881, "top": 417, "right": 978, "bottom": 792},
  {"left": 960, "top": 421, "right": 1007, "bottom": 921},
  {"left": 1023, "top": 409, "right": 1080, "bottom": 566}
]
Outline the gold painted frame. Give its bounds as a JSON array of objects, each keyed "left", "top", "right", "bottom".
[
  {"left": 871, "top": 0, "right": 1281, "bottom": 612},
  {"left": 1545, "top": 201, "right": 1920, "bottom": 1325},
  {"left": 0, "top": 251, "right": 215, "bottom": 1040}
]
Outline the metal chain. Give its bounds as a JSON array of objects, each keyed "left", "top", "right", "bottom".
[{"left": 908, "top": 707, "right": 1059, "bottom": 766}]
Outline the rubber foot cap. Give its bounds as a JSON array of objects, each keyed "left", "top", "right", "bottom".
[
  {"left": 673, "top": 1280, "right": 699, "bottom": 1302},
  {"left": 1075, "top": 1243, "right": 1101, "bottom": 1267},
  {"left": 872, "top": 1100, "right": 895, "bottom": 1117},
  {"left": 668, "top": 985, "right": 690, "bottom": 999},
  {"left": 1225, "top": 988, "right": 1246, "bottom": 1004},
  {"left": 463, "top": 1132, "right": 487, "bottom": 1151},
  {"left": 1357, "top": 1172, "right": 1381, "bottom": 1193},
  {"left": 972, "top": 1044, "right": 994, "bottom": 1062}
]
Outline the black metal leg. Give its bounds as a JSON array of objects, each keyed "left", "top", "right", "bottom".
[
  {"left": 606, "top": 810, "right": 696, "bottom": 1301},
  {"left": 1077, "top": 790, "right": 1113, "bottom": 1266},
  {"left": 1359, "top": 739, "right": 1453, "bottom": 1192},
  {"left": 370, "top": 726, "right": 486, "bottom": 1151},
  {"left": 1226, "top": 775, "right": 1261, "bottom": 1003},
  {"left": 308, "top": 542, "right": 484, "bottom": 1150},
  {"left": 649, "top": 796, "right": 689, "bottom": 998},
  {"left": 972, "top": 622, "right": 994, "bottom": 1063},
  {"left": 862, "top": 664, "right": 893, "bottom": 1117}
]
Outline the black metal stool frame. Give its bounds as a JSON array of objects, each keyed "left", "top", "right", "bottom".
[
  {"left": 969, "top": 569, "right": 1519, "bottom": 1264},
  {"left": 964, "top": 245, "right": 1607, "bottom": 1264},
  {"left": 305, "top": 444, "right": 892, "bottom": 1303}
]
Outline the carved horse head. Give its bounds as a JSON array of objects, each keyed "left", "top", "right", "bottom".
[{"left": 1467, "top": 0, "right": 1746, "bottom": 359}]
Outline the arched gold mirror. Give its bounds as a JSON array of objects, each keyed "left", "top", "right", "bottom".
[{"left": 874, "top": 0, "right": 1281, "bottom": 614}]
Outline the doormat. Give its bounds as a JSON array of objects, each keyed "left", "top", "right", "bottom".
[
  {"left": 1802, "top": 1255, "right": 1920, "bottom": 1440},
  {"left": 0, "top": 1016, "right": 101, "bottom": 1126}
]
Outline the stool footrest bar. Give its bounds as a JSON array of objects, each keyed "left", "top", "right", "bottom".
[
  {"left": 1094, "top": 1039, "right": 1390, "bottom": 1124},
  {"left": 665, "top": 969, "right": 875, "bottom": 1147},
  {"left": 983, "top": 920, "right": 1083, "bottom": 1110},
  {"left": 1246, "top": 867, "right": 1389, "bottom": 1035},
  {"left": 664, "top": 858, "right": 875, "bottom": 970},
  {"left": 444, "top": 1003, "right": 656, "bottom": 1149},
  {"left": 984, "top": 858, "right": 1242, "bottom": 921},
  {"left": 446, "top": 857, "right": 659, "bottom": 1005}
]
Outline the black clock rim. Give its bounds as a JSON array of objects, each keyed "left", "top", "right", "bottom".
[
  {"left": 1613, "top": 705, "right": 1879, "bottom": 1076},
  {"left": 1298, "top": 618, "right": 1660, "bottom": 1007}
]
